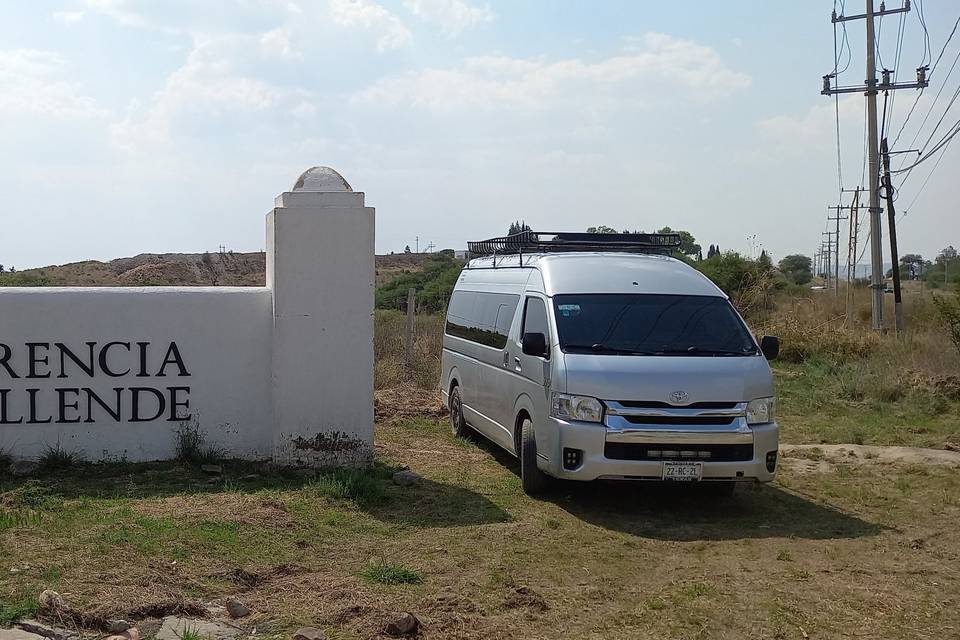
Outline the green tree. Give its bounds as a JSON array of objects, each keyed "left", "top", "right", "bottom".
[
  {"left": 778, "top": 254, "right": 813, "bottom": 285},
  {"left": 656, "top": 226, "right": 701, "bottom": 256},
  {"left": 586, "top": 225, "right": 618, "bottom": 234},
  {"left": 508, "top": 220, "right": 531, "bottom": 235}
]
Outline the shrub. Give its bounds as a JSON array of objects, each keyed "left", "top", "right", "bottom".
[
  {"left": 932, "top": 291, "right": 960, "bottom": 355},
  {"left": 38, "top": 442, "right": 84, "bottom": 472},
  {"left": 173, "top": 419, "right": 226, "bottom": 465},
  {"left": 375, "top": 253, "right": 463, "bottom": 313}
]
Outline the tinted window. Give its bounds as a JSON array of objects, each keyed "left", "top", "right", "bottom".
[
  {"left": 446, "top": 291, "right": 520, "bottom": 349},
  {"left": 522, "top": 297, "right": 549, "bottom": 337},
  {"left": 553, "top": 294, "right": 757, "bottom": 356}
]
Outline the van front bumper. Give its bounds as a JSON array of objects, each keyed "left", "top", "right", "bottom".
[{"left": 542, "top": 417, "right": 779, "bottom": 482}]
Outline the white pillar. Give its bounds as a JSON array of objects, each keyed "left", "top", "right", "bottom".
[{"left": 267, "top": 167, "right": 375, "bottom": 466}]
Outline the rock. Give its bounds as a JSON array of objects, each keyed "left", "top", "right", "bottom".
[
  {"left": 136, "top": 619, "right": 163, "bottom": 639},
  {"left": 384, "top": 612, "right": 420, "bottom": 636},
  {"left": 0, "top": 629, "right": 46, "bottom": 640},
  {"left": 201, "top": 464, "right": 223, "bottom": 475},
  {"left": 14, "top": 621, "right": 78, "bottom": 640},
  {"left": 225, "top": 599, "right": 250, "bottom": 619},
  {"left": 106, "top": 620, "right": 132, "bottom": 634},
  {"left": 155, "top": 617, "right": 243, "bottom": 640},
  {"left": 292, "top": 628, "right": 326, "bottom": 640},
  {"left": 392, "top": 470, "right": 423, "bottom": 487},
  {"left": 9, "top": 460, "right": 39, "bottom": 477},
  {"left": 104, "top": 630, "right": 140, "bottom": 640},
  {"left": 37, "top": 591, "right": 64, "bottom": 613}
]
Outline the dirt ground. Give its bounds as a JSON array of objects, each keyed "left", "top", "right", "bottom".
[{"left": 2, "top": 394, "right": 960, "bottom": 639}]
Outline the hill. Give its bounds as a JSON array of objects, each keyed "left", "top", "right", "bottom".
[{"left": 0, "top": 251, "right": 435, "bottom": 287}]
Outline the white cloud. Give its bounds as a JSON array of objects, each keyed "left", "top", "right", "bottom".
[
  {"left": 757, "top": 95, "right": 862, "bottom": 155},
  {"left": 402, "top": 0, "right": 493, "bottom": 36},
  {"left": 52, "top": 10, "right": 86, "bottom": 24},
  {"left": 0, "top": 49, "right": 109, "bottom": 119},
  {"left": 354, "top": 33, "right": 750, "bottom": 111},
  {"left": 110, "top": 37, "right": 280, "bottom": 149},
  {"left": 260, "top": 27, "right": 301, "bottom": 59},
  {"left": 329, "top": 0, "right": 412, "bottom": 52}
]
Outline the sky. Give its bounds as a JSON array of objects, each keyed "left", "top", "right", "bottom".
[{"left": 1, "top": 0, "right": 958, "bottom": 269}]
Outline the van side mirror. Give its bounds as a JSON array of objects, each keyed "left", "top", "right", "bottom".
[
  {"left": 522, "top": 332, "right": 549, "bottom": 358},
  {"left": 760, "top": 335, "right": 780, "bottom": 360}
]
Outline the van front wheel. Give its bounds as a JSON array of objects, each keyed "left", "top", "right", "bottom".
[{"left": 520, "top": 418, "right": 551, "bottom": 495}]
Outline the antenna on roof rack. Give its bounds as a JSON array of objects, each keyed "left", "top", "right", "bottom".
[{"left": 467, "top": 230, "right": 681, "bottom": 259}]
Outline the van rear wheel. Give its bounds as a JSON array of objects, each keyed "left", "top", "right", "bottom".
[
  {"left": 449, "top": 386, "right": 470, "bottom": 439},
  {"left": 520, "top": 418, "right": 551, "bottom": 496}
]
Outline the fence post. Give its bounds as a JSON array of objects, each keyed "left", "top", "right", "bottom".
[{"left": 405, "top": 287, "right": 416, "bottom": 374}]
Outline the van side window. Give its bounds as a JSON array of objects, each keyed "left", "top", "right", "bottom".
[
  {"left": 446, "top": 291, "right": 519, "bottom": 349},
  {"left": 522, "top": 297, "right": 549, "bottom": 339}
]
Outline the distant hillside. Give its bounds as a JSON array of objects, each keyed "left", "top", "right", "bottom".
[{"left": 0, "top": 251, "right": 435, "bottom": 287}]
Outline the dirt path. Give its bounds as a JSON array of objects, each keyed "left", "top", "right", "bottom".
[{"left": 781, "top": 443, "right": 960, "bottom": 472}]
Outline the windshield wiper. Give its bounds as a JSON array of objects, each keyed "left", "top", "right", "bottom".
[
  {"left": 653, "top": 346, "right": 755, "bottom": 356},
  {"left": 563, "top": 343, "right": 656, "bottom": 355}
]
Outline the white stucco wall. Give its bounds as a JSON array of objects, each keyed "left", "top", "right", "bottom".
[{"left": 0, "top": 166, "right": 375, "bottom": 465}]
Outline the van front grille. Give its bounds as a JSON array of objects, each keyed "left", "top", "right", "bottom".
[
  {"left": 604, "top": 442, "right": 753, "bottom": 462},
  {"left": 617, "top": 401, "right": 739, "bottom": 410},
  {"left": 620, "top": 415, "right": 737, "bottom": 426}
]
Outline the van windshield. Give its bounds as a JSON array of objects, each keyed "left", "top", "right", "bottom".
[{"left": 552, "top": 294, "right": 758, "bottom": 356}]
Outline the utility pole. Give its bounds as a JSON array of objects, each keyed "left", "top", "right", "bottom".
[
  {"left": 827, "top": 205, "right": 849, "bottom": 296},
  {"left": 823, "top": 0, "right": 928, "bottom": 330},
  {"left": 822, "top": 231, "right": 837, "bottom": 290},
  {"left": 846, "top": 188, "right": 861, "bottom": 322},
  {"left": 880, "top": 138, "right": 905, "bottom": 333}
]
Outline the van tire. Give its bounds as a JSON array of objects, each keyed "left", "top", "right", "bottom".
[
  {"left": 520, "top": 418, "right": 551, "bottom": 495},
  {"left": 449, "top": 386, "right": 470, "bottom": 439}
]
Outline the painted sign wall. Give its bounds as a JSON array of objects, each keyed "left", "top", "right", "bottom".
[{"left": 0, "top": 167, "right": 374, "bottom": 465}]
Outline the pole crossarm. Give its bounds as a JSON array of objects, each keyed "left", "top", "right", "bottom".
[{"left": 832, "top": 1, "right": 910, "bottom": 23}]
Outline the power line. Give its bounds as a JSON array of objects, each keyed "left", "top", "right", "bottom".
[{"left": 896, "top": 44, "right": 960, "bottom": 173}]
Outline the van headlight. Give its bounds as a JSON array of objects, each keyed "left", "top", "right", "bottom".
[
  {"left": 746, "top": 397, "right": 776, "bottom": 425},
  {"left": 551, "top": 393, "right": 604, "bottom": 423}
]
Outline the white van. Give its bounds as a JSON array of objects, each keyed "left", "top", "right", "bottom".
[{"left": 440, "top": 231, "right": 780, "bottom": 495}]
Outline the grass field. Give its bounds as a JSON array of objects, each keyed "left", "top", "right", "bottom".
[{"left": 2, "top": 412, "right": 959, "bottom": 639}]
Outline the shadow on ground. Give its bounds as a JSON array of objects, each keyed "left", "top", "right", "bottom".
[
  {"left": 470, "top": 435, "right": 882, "bottom": 541},
  {"left": 0, "top": 459, "right": 511, "bottom": 529}
]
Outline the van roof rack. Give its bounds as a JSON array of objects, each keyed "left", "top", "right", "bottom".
[{"left": 467, "top": 230, "right": 681, "bottom": 258}]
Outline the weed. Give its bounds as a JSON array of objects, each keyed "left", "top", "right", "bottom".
[
  {"left": 0, "top": 598, "right": 38, "bottom": 626},
  {"left": 0, "top": 448, "right": 10, "bottom": 474},
  {"left": 173, "top": 419, "right": 226, "bottom": 465},
  {"left": 179, "top": 626, "right": 209, "bottom": 640},
  {"left": 306, "top": 468, "right": 386, "bottom": 506},
  {"left": 645, "top": 596, "right": 668, "bottom": 611},
  {"left": 895, "top": 476, "right": 912, "bottom": 494},
  {"left": 38, "top": 441, "right": 84, "bottom": 472},
  {"left": 544, "top": 518, "right": 561, "bottom": 530},
  {"left": 776, "top": 549, "right": 793, "bottom": 562},
  {"left": 359, "top": 558, "right": 423, "bottom": 585},
  {"left": 849, "top": 427, "right": 867, "bottom": 446}
]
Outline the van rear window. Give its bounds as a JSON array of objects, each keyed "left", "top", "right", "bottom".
[
  {"left": 552, "top": 294, "right": 757, "bottom": 356},
  {"left": 445, "top": 291, "right": 520, "bottom": 349}
]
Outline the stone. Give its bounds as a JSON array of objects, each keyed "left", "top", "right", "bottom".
[
  {"left": 136, "top": 619, "right": 162, "bottom": 639},
  {"left": 392, "top": 470, "right": 423, "bottom": 487},
  {"left": 9, "top": 460, "right": 39, "bottom": 477},
  {"left": 384, "top": 613, "right": 419, "bottom": 637},
  {"left": 103, "top": 630, "right": 139, "bottom": 640},
  {"left": 106, "top": 620, "right": 132, "bottom": 634},
  {"left": 200, "top": 464, "right": 223, "bottom": 475},
  {"left": 14, "top": 621, "right": 78, "bottom": 640},
  {"left": 155, "top": 617, "right": 243, "bottom": 640},
  {"left": 0, "top": 629, "right": 46, "bottom": 640},
  {"left": 291, "top": 628, "right": 326, "bottom": 640},
  {"left": 37, "top": 590, "right": 65, "bottom": 613},
  {"left": 225, "top": 599, "right": 250, "bottom": 619}
]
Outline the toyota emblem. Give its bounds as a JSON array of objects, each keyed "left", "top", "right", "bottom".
[{"left": 669, "top": 390, "right": 689, "bottom": 404}]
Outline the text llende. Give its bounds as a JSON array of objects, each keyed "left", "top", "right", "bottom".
[{"left": 0, "top": 341, "right": 191, "bottom": 425}]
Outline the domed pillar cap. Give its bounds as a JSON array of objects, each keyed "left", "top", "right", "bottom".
[{"left": 292, "top": 166, "right": 353, "bottom": 192}]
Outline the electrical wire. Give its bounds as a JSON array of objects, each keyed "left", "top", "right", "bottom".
[
  {"left": 896, "top": 45, "right": 960, "bottom": 172},
  {"left": 892, "top": 11, "right": 960, "bottom": 149}
]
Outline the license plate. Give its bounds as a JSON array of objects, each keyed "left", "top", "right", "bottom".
[{"left": 662, "top": 461, "right": 703, "bottom": 481}]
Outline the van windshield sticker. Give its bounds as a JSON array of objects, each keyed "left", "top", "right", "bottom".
[{"left": 557, "top": 304, "right": 581, "bottom": 317}]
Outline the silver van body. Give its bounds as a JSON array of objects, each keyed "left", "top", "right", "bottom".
[{"left": 440, "top": 252, "right": 779, "bottom": 487}]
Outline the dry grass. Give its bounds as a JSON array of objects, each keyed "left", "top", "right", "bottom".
[
  {"left": 374, "top": 310, "right": 444, "bottom": 390},
  {"left": 3, "top": 418, "right": 960, "bottom": 639}
]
